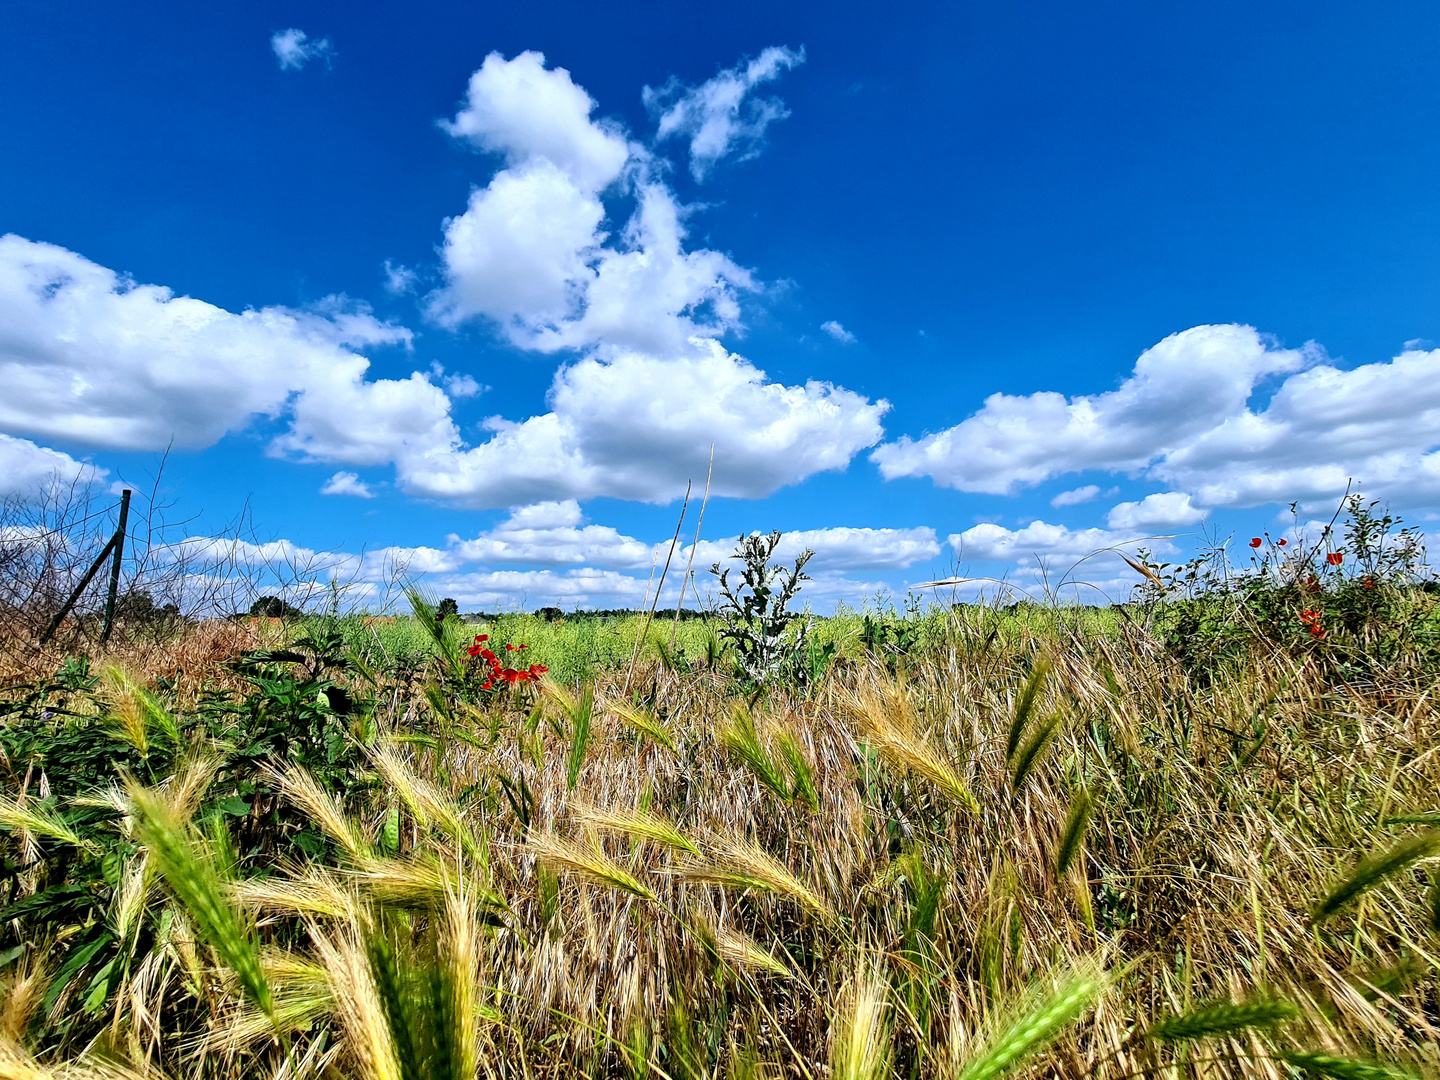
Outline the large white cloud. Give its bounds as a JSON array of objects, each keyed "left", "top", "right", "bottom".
[
  {"left": 874, "top": 324, "right": 1440, "bottom": 513},
  {"left": 399, "top": 340, "right": 887, "bottom": 506},
  {"left": 950, "top": 521, "right": 1162, "bottom": 564},
  {"left": 429, "top": 51, "right": 757, "bottom": 357},
  {"left": 0, "top": 234, "right": 449, "bottom": 466},
  {"left": 439, "top": 51, "right": 629, "bottom": 192},
  {"left": 0, "top": 433, "right": 102, "bottom": 497},
  {"left": 1105, "top": 492, "right": 1205, "bottom": 530},
  {"left": 644, "top": 46, "right": 806, "bottom": 180},
  {"left": 693, "top": 526, "right": 940, "bottom": 572}
]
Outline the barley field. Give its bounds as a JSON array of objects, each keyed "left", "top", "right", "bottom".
[{"left": 1, "top": 564, "right": 1439, "bottom": 1080}]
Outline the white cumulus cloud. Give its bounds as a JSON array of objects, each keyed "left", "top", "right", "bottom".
[
  {"left": 0, "top": 234, "right": 444, "bottom": 462},
  {"left": 399, "top": 341, "right": 887, "bottom": 506},
  {"left": 1050, "top": 484, "right": 1102, "bottom": 508},
  {"left": 0, "top": 433, "right": 103, "bottom": 497},
  {"left": 875, "top": 323, "right": 1440, "bottom": 514},
  {"left": 271, "top": 29, "right": 333, "bottom": 71},
  {"left": 320, "top": 472, "right": 376, "bottom": 499},
  {"left": 1105, "top": 492, "right": 1205, "bottom": 530},
  {"left": 645, "top": 46, "right": 805, "bottom": 180}
]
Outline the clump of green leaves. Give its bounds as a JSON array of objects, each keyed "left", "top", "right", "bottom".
[{"left": 710, "top": 531, "right": 815, "bottom": 686}]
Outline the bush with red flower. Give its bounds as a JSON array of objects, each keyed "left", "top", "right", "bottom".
[{"left": 465, "top": 632, "right": 547, "bottom": 692}]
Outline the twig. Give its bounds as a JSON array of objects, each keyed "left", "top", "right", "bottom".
[
  {"left": 671, "top": 445, "right": 714, "bottom": 648},
  {"left": 626, "top": 482, "right": 691, "bottom": 691}
]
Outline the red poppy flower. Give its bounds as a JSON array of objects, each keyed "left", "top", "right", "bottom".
[
  {"left": 1363, "top": 577, "right": 1375, "bottom": 589},
  {"left": 475, "top": 633, "right": 488, "bottom": 642},
  {"left": 1326, "top": 551, "right": 1344, "bottom": 566},
  {"left": 1249, "top": 537, "right": 1262, "bottom": 548},
  {"left": 481, "top": 681, "right": 492, "bottom": 691},
  {"left": 1277, "top": 539, "right": 1287, "bottom": 546},
  {"left": 466, "top": 644, "right": 482, "bottom": 657},
  {"left": 505, "top": 643, "right": 515, "bottom": 651}
]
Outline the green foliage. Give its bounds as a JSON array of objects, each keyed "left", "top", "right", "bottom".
[{"left": 710, "top": 530, "right": 816, "bottom": 686}]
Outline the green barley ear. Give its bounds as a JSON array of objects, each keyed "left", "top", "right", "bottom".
[
  {"left": 1011, "top": 715, "right": 1061, "bottom": 794},
  {"left": 1006, "top": 657, "right": 1051, "bottom": 763},
  {"left": 776, "top": 727, "right": 819, "bottom": 811},
  {"left": 607, "top": 699, "right": 678, "bottom": 755},
  {"left": 565, "top": 683, "right": 595, "bottom": 791},
  {"left": 364, "top": 918, "right": 426, "bottom": 1080},
  {"left": 1312, "top": 829, "right": 1440, "bottom": 923},
  {"left": 127, "top": 783, "right": 274, "bottom": 1022},
  {"left": 721, "top": 705, "right": 790, "bottom": 803},
  {"left": 1382, "top": 812, "right": 1440, "bottom": 826},
  {"left": 1277, "top": 1051, "right": 1422, "bottom": 1080},
  {"left": 1055, "top": 787, "right": 1093, "bottom": 877},
  {"left": 1143, "top": 997, "right": 1299, "bottom": 1043},
  {"left": 956, "top": 964, "right": 1105, "bottom": 1080}
]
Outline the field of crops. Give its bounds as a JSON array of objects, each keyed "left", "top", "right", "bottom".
[{"left": 2, "top": 569, "right": 1439, "bottom": 1080}]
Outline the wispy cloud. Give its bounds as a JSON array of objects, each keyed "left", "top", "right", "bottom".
[
  {"left": 271, "top": 28, "right": 334, "bottom": 71},
  {"left": 821, "top": 320, "right": 856, "bottom": 344},
  {"left": 644, "top": 46, "right": 805, "bottom": 180}
]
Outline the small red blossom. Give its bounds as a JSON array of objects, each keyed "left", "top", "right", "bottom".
[
  {"left": 1326, "top": 551, "right": 1344, "bottom": 566},
  {"left": 528, "top": 664, "right": 548, "bottom": 676},
  {"left": 466, "top": 644, "right": 483, "bottom": 657},
  {"left": 1249, "top": 537, "right": 1263, "bottom": 548},
  {"left": 481, "top": 681, "right": 493, "bottom": 690},
  {"left": 505, "top": 643, "right": 516, "bottom": 651},
  {"left": 474, "top": 633, "right": 489, "bottom": 642},
  {"left": 1363, "top": 577, "right": 1376, "bottom": 589},
  {"left": 1278, "top": 538, "right": 1287, "bottom": 546}
]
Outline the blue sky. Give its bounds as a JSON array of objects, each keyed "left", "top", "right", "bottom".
[{"left": 4, "top": 1, "right": 1440, "bottom": 610}]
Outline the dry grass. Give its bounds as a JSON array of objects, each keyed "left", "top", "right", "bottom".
[{"left": 3, "top": 609, "right": 1440, "bottom": 1080}]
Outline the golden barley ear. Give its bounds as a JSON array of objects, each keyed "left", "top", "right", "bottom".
[
  {"left": 848, "top": 684, "right": 978, "bottom": 813},
  {"left": 1312, "top": 829, "right": 1440, "bottom": 922},
  {"left": 263, "top": 761, "right": 371, "bottom": 861},
  {"left": 527, "top": 832, "right": 657, "bottom": 902},
  {"left": 573, "top": 802, "right": 700, "bottom": 856},
  {"left": 830, "top": 971, "right": 891, "bottom": 1080}
]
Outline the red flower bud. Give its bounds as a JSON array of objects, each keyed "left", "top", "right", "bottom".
[
  {"left": 1326, "top": 551, "right": 1343, "bottom": 566},
  {"left": 1249, "top": 537, "right": 1262, "bottom": 548}
]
